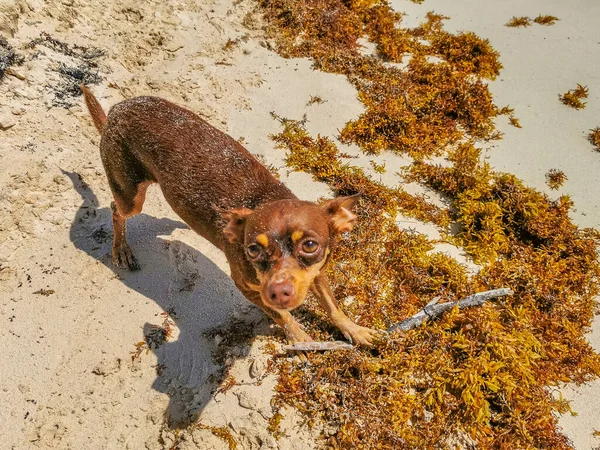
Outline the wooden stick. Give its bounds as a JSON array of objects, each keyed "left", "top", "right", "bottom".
[
  {"left": 386, "top": 288, "right": 514, "bottom": 333},
  {"left": 283, "top": 341, "right": 354, "bottom": 351},
  {"left": 283, "top": 288, "right": 514, "bottom": 352}
]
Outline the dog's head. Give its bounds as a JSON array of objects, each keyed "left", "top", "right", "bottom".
[{"left": 220, "top": 194, "right": 359, "bottom": 311}]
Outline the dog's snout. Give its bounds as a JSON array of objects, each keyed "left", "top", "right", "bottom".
[{"left": 267, "top": 280, "right": 295, "bottom": 308}]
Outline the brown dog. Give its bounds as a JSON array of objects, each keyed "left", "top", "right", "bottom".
[{"left": 82, "top": 87, "right": 379, "bottom": 347}]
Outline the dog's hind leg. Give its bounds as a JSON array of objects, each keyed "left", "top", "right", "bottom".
[
  {"left": 102, "top": 142, "right": 153, "bottom": 270},
  {"left": 110, "top": 189, "right": 148, "bottom": 270}
]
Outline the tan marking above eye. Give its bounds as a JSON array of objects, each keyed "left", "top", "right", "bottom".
[
  {"left": 256, "top": 234, "right": 269, "bottom": 247},
  {"left": 291, "top": 230, "right": 304, "bottom": 243}
]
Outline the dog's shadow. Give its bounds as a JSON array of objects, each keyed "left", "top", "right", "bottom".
[{"left": 64, "top": 170, "right": 267, "bottom": 427}]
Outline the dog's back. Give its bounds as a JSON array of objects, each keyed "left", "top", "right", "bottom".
[{"left": 96, "top": 94, "right": 294, "bottom": 246}]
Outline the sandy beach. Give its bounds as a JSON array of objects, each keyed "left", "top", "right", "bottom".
[{"left": 1, "top": 0, "right": 599, "bottom": 448}]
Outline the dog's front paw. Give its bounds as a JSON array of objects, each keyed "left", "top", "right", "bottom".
[
  {"left": 283, "top": 323, "right": 313, "bottom": 363},
  {"left": 282, "top": 319, "right": 313, "bottom": 342},
  {"left": 337, "top": 321, "right": 385, "bottom": 347},
  {"left": 112, "top": 244, "right": 140, "bottom": 271}
]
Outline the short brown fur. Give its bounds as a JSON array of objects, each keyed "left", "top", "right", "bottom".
[{"left": 82, "top": 87, "right": 380, "bottom": 348}]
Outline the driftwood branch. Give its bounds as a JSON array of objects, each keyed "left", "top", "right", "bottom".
[
  {"left": 283, "top": 288, "right": 514, "bottom": 352},
  {"left": 386, "top": 288, "right": 514, "bottom": 333},
  {"left": 283, "top": 341, "right": 355, "bottom": 351}
]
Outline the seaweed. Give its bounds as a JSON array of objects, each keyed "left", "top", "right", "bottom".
[
  {"left": 534, "top": 15, "right": 559, "bottom": 26},
  {"left": 258, "top": 1, "right": 600, "bottom": 448},
  {"left": 509, "top": 116, "right": 522, "bottom": 128},
  {"left": 0, "top": 37, "right": 24, "bottom": 81},
  {"left": 307, "top": 95, "right": 326, "bottom": 105},
  {"left": 223, "top": 38, "right": 239, "bottom": 51},
  {"left": 196, "top": 424, "right": 238, "bottom": 449},
  {"left": 588, "top": 127, "right": 600, "bottom": 152},
  {"left": 370, "top": 160, "right": 386, "bottom": 173},
  {"left": 131, "top": 309, "right": 176, "bottom": 361},
  {"left": 28, "top": 31, "right": 105, "bottom": 64},
  {"left": 559, "top": 84, "right": 588, "bottom": 110},
  {"left": 506, "top": 15, "right": 559, "bottom": 28},
  {"left": 546, "top": 169, "right": 567, "bottom": 190},
  {"left": 505, "top": 16, "right": 532, "bottom": 28},
  {"left": 52, "top": 62, "right": 103, "bottom": 108},
  {"left": 27, "top": 32, "right": 104, "bottom": 108},
  {"left": 271, "top": 113, "right": 451, "bottom": 227}
]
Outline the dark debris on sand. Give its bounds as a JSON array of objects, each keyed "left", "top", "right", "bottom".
[
  {"left": 52, "top": 62, "right": 103, "bottom": 108},
  {"left": 28, "top": 31, "right": 105, "bottom": 64},
  {"left": 0, "top": 37, "right": 24, "bottom": 81},
  {"left": 28, "top": 32, "right": 105, "bottom": 108}
]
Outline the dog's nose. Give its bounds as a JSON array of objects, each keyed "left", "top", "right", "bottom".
[{"left": 267, "top": 280, "right": 295, "bottom": 308}]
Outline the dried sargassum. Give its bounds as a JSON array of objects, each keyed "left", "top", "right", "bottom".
[
  {"left": 269, "top": 117, "right": 599, "bottom": 449},
  {"left": 505, "top": 16, "right": 532, "bottom": 27},
  {"left": 559, "top": 84, "right": 588, "bottom": 109},
  {"left": 588, "top": 127, "right": 600, "bottom": 151},
  {"left": 546, "top": 169, "right": 567, "bottom": 190},
  {"left": 534, "top": 15, "right": 559, "bottom": 26},
  {"left": 505, "top": 15, "right": 559, "bottom": 28},
  {"left": 259, "top": 1, "right": 600, "bottom": 448}
]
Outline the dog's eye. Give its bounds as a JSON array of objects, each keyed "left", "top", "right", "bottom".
[
  {"left": 247, "top": 244, "right": 261, "bottom": 258},
  {"left": 301, "top": 240, "right": 319, "bottom": 254}
]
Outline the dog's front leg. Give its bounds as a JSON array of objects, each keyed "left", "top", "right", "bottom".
[
  {"left": 311, "top": 273, "right": 382, "bottom": 346},
  {"left": 265, "top": 306, "right": 314, "bottom": 344}
]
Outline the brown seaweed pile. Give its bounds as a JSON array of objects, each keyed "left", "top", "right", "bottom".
[
  {"left": 546, "top": 169, "right": 567, "bottom": 190},
  {"left": 505, "top": 16, "right": 531, "bottom": 28},
  {"left": 589, "top": 127, "right": 600, "bottom": 152},
  {"left": 256, "top": 1, "right": 600, "bottom": 448},
  {"left": 506, "top": 15, "right": 560, "bottom": 28},
  {"left": 559, "top": 84, "right": 588, "bottom": 110},
  {"left": 534, "top": 15, "right": 560, "bottom": 26}
]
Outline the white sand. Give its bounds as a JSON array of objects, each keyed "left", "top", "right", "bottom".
[{"left": 1, "top": 0, "right": 598, "bottom": 448}]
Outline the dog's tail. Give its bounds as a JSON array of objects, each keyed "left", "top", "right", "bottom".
[{"left": 81, "top": 85, "right": 107, "bottom": 133}]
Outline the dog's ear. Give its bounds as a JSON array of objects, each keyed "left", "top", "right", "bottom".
[
  {"left": 217, "top": 207, "right": 253, "bottom": 243},
  {"left": 321, "top": 193, "right": 361, "bottom": 234}
]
